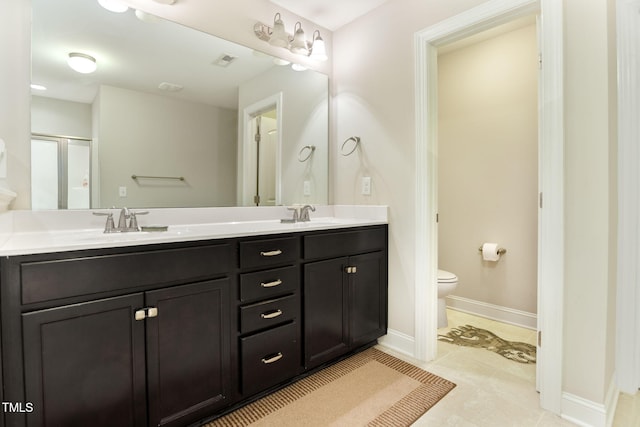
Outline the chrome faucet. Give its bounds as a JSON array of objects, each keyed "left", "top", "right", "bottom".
[
  {"left": 93, "top": 207, "right": 148, "bottom": 233},
  {"left": 299, "top": 205, "right": 316, "bottom": 222}
]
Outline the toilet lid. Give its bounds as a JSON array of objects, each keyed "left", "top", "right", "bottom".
[{"left": 437, "top": 269, "right": 458, "bottom": 283}]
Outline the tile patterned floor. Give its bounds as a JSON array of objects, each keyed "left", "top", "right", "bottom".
[{"left": 377, "top": 309, "right": 640, "bottom": 426}]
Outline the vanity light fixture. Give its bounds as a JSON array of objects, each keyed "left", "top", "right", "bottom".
[
  {"left": 67, "top": 53, "right": 97, "bottom": 74},
  {"left": 97, "top": 0, "right": 129, "bottom": 13},
  {"left": 254, "top": 13, "right": 328, "bottom": 62},
  {"left": 289, "top": 22, "right": 309, "bottom": 55},
  {"left": 309, "top": 30, "right": 328, "bottom": 62},
  {"left": 269, "top": 13, "right": 289, "bottom": 48}
]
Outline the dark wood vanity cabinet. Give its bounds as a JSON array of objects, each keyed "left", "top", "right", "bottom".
[
  {"left": 22, "top": 293, "right": 148, "bottom": 427},
  {"left": 237, "top": 236, "right": 302, "bottom": 397},
  {"left": 303, "top": 227, "right": 388, "bottom": 369},
  {"left": 2, "top": 242, "right": 234, "bottom": 427},
  {"left": 0, "top": 225, "right": 387, "bottom": 427}
]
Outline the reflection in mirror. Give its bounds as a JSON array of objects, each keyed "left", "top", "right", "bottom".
[{"left": 30, "top": 0, "right": 328, "bottom": 209}]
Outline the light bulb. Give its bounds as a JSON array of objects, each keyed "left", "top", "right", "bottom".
[{"left": 68, "top": 53, "right": 97, "bottom": 74}]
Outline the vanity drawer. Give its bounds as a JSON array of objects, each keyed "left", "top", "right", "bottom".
[
  {"left": 240, "top": 322, "right": 300, "bottom": 396},
  {"left": 239, "top": 266, "right": 299, "bottom": 302},
  {"left": 239, "top": 236, "right": 299, "bottom": 269},
  {"left": 239, "top": 294, "right": 299, "bottom": 334},
  {"left": 303, "top": 226, "right": 387, "bottom": 260},
  {"left": 20, "top": 244, "right": 232, "bottom": 305}
]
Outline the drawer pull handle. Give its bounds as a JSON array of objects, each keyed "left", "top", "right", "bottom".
[
  {"left": 261, "top": 352, "right": 283, "bottom": 364},
  {"left": 261, "top": 309, "right": 283, "bottom": 319},
  {"left": 261, "top": 279, "right": 283, "bottom": 288},
  {"left": 260, "top": 249, "right": 283, "bottom": 257}
]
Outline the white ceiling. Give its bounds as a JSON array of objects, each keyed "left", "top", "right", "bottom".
[
  {"left": 268, "top": 0, "right": 391, "bottom": 31},
  {"left": 32, "top": 0, "right": 280, "bottom": 107}
]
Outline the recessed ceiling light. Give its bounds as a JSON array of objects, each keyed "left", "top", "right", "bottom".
[
  {"left": 31, "top": 84, "right": 47, "bottom": 91},
  {"left": 97, "top": 0, "right": 129, "bottom": 13},
  {"left": 68, "top": 53, "right": 97, "bottom": 74}
]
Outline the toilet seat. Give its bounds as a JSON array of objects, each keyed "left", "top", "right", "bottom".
[{"left": 437, "top": 269, "right": 458, "bottom": 284}]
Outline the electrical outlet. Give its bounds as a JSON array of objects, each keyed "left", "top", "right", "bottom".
[
  {"left": 119, "top": 186, "right": 127, "bottom": 197},
  {"left": 303, "top": 180, "right": 311, "bottom": 196},
  {"left": 361, "top": 177, "right": 372, "bottom": 195}
]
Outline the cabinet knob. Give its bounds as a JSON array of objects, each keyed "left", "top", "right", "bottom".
[
  {"left": 134, "top": 307, "right": 159, "bottom": 321},
  {"left": 345, "top": 266, "right": 357, "bottom": 274}
]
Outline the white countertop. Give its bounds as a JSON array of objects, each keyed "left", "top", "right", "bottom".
[{"left": 0, "top": 205, "right": 388, "bottom": 256}]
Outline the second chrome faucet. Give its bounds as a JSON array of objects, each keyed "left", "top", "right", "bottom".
[
  {"left": 281, "top": 205, "right": 315, "bottom": 223},
  {"left": 94, "top": 207, "right": 148, "bottom": 233}
]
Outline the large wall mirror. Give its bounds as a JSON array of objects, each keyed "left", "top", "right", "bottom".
[{"left": 31, "top": 0, "right": 328, "bottom": 209}]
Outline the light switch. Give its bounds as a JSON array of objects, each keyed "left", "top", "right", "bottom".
[
  {"left": 303, "top": 180, "right": 311, "bottom": 196},
  {"left": 119, "top": 186, "right": 127, "bottom": 197}
]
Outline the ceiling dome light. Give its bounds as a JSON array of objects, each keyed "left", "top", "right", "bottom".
[
  {"left": 68, "top": 53, "right": 97, "bottom": 74},
  {"left": 289, "top": 22, "right": 309, "bottom": 55},
  {"left": 309, "top": 30, "right": 328, "bottom": 62},
  {"left": 291, "top": 63, "right": 307, "bottom": 72},
  {"left": 30, "top": 84, "right": 47, "bottom": 91},
  {"left": 269, "top": 13, "right": 289, "bottom": 48},
  {"left": 97, "top": 0, "right": 129, "bottom": 13}
]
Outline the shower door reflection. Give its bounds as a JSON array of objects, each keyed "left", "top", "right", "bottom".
[{"left": 31, "top": 135, "right": 91, "bottom": 209}]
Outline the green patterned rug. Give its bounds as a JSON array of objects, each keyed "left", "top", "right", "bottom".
[{"left": 438, "top": 324, "right": 536, "bottom": 364}]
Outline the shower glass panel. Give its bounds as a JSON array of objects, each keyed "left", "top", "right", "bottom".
[{"left": 31, "top": 136, "right": 91, "bottom": 209}]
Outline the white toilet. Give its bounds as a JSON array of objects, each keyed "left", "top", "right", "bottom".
[{"left": 437, "top": 269, "right": 458, "bottom": 328}]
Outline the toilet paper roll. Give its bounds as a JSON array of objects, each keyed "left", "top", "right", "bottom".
[{"left": 482, "top": 243, "right": 501, "bottom": 262}]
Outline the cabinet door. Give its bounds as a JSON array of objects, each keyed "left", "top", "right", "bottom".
[
  {"left": 22, "top": 294, "right": 147, "bottom": 427},
  {"left": 303, "top": 257, "right": 349, "bottom": 368},
  {"left": 349, "top": 251, "right": 387, "bottom": 348},
  {"left": 145, "top": 279, "right": 232, "bottom": 427}
]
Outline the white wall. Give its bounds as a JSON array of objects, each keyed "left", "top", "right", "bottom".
[
  {"left": 332, "top": 0, "right": 489, "bottom": 345},
  {"left": 96, "top": 85, "right": 237, "bottom": 208},
  {"left": 238, "top": 66, "right": 329, "bottom": 206},
  {"left": 0, "top": 0, "right": 31, "bottom": 209},
  {"left": 31, "top": 96, "right": 92, "bottom": 138},
  {"left": 437, "top": 24, "right": 538, "bottom": 315}
]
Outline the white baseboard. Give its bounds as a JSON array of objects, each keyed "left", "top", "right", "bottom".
[
  {"left": 447, "top": 295, "right": 537, "bottom": 330},
  {"left": 378, "top": 329, "right": 416, "bottom": 358},
  {"left": 561, "top": 377, "right": 619, "bottom": 427}
]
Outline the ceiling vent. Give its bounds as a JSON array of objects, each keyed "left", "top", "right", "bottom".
[{"left": 213, "top": 54, "right": 238, "bottom": 67}]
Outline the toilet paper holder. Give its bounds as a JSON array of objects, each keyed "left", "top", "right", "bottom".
[{"left": 478, "top": 245, "right": 507, "bottom": 255}]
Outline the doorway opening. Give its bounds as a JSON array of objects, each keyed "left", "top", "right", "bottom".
[
  {"left": 435, "top": 11, "right": 539, "bottom": 389},
  {"left": 414, "top": 0, "right": 564, "bottom": 414},
  {"left": 240, "top": 93, "right": 283, "bottom": 206},
  {"left": 250, "top": 110, "right": 278, "bottom": 206}
]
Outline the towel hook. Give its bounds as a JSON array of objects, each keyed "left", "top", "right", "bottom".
[
  {"left": 297, "top": 145, "right": 316, "bottom": 162},
  {"left": 340, "top": 136, "right": 361, "bottom": 156}
]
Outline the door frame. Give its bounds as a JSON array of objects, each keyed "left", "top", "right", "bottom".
[
  {"left": 616, "top": 0, "right": 640, "bottom": 395},
  {"left": 414, "top": 0, "right": 564, "bottom": 413}
]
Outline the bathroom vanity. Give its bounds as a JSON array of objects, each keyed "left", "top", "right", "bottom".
[{"left": 0, "top": 207, "right": 388, "bottom": 427}]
